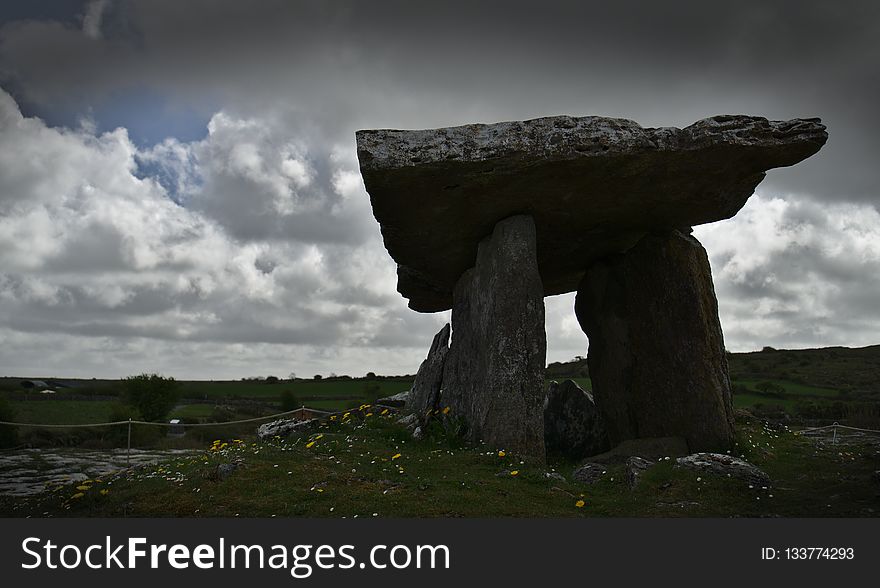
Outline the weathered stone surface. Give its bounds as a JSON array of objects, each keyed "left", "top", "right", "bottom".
[
  {"left": 439, "top": 215, "right": 546, "bottom": 460},
  {"left": 543, "top": 379, "right": 609, "bottom": 458},
  {"left": 626, "top": 456, "right": 654, "bottom": 489},
  {"left": 572, "top": 462, "right": 608, "bottom": 485},
  {"left": 396, "top": 413, "right": 418, "bottom": 432},
  {"left": 377, "top": 390, "right": 410, "bottom": 408},
  {"left": 576, "top": 229, "right": 735, "bottom": 452},
  {"left": 676, "top": 453, "right": 770, "bottom": 486},
  {"left": 356, "top": 115, "right": 827, "bottom": 311},
  {"left": 405, "top": 323, "right": 450, "bottom": 421},
  {"left": 256, "top": 418, "right": 316, "bottom": 441},
  {"left": 586, "top": 436, "right": 690, "bottom": 464},
  {"left": 215, "top": 462, "right": 241, "bottom": 481}
]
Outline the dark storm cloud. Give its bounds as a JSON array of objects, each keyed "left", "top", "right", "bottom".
[
  {"left": 2, "top": 0, "right": 878, "bottom": 203},
  {"left": 0, "top": 1, "right": 878, "bottom": 378}
]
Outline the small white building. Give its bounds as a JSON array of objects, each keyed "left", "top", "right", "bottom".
[{"left": 167, "top": 419, "right": 186, "bottom": 438}]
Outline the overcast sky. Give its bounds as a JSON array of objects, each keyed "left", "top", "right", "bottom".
[{"left": 0, "top": 0, "right": 878, "bottom": 379}]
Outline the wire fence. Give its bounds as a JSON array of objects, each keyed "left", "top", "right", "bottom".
[{"left": 0, "top": 405, "right": 365, "bottom": 467}]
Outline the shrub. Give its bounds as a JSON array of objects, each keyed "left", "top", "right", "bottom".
[
  {"left": 280, "top": 390, "right": 301, "bottom": 411},
  {"left": 122, "top": 373, "right": 180, "bottom": 422},
  {"left": 361, "top": 382, "right": 383, "bottom": 404}
]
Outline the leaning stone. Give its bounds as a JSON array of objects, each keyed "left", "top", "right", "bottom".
[
  {"left": 626, "top": 456, "right": 654, "bottom": 490},
  {"left": 377, "top": 390, "right": 411, "bottom": 408},
  {"left": 256, "top": 418, "right": 316, "bottom": 441},
  {"left": 576, "top": 230, "right": 735, "bottom": 452},
  {"left": 675, "top": 453, "right": 770, "bottom": 486},
  {"left": 544, "top": 379, "right": 609, "bottom": 459},
  {"left": 572, "top": 462, "right": 608, "bottom": 485},
  {"left": 586, "top": 436, "right": 690, "bottom": 464},
  {"left": 356, "top": 115, "right": 827, "bottom": 312},
  {"left": 405, "top": 323, "right": 451, "bottom": 422},
  {"left": 439, "top": 215, "right": 546, "bottom": 461}
]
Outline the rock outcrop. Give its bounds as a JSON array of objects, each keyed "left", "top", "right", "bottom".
[
  {"left": 377, "top": 390, "right": 410, "bottom": 408},
  {"left": 544, "top": 379, "right": 609, "bottom": 458},
  {"left": 439, "top": 215, "right": 546, "bottom": 460},
  {"left": 576, "top": 229, "right": 735, "bottom": 452},
  {"left": 625, "top": 456, "right": 654, "bottom": 490},
  {"left": 256, "top": 418, "right": 316, "bottom": 441},
  {"left": 405, "top": 323, "right": 450, "bottom": 421},
  {"left": 675, "top": 453, "right": 770, "bottom": 486},
  {"left": 572, "top": 462, "right": 608, "bottom": 485},
  {"left": 356, "top": 115, "right": 827, "bottom": 312}
]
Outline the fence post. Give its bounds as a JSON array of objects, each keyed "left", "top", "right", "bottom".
[
  {"left": 832, "top": 422, "right": 838, "bottom": 445},
  {"left": 127, "top": 418, "right": 132, "bottom": 467}
]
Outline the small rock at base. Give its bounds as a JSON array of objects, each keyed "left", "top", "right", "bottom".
[
  {"left": 675, "top": 453, "right": 770, "bottom": 486},
  {"left": 626, "top": 456, "right": 654, "bottom": 489},
  {"left": 572, "top": 462, "right": 607, "bottom": 485}
]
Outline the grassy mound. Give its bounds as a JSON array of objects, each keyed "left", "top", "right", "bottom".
[{"left": 1, "top": 409, "right": 877, "bottom": 518}]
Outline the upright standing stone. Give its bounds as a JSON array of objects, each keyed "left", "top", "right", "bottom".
[
  {"left": 575, "top": 229, "right": 735, "bottom": 452},
  {"left": 405, "top": 323, "right": 451, "bottom": 422},
  {"left": 440, "top": 215, "right": 547, "bottom": 460}
]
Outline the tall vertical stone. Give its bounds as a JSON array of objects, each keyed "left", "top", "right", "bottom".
[
  {"left": 575, "top": 229, "right": 735, "bottom": 452},
  {"left": 439, "top": 215, "right": 547, "bottom": 460}
]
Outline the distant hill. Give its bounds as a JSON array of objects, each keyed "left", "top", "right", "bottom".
[{"left": 547, "top": 345, "right": 880, "bottom": 399}]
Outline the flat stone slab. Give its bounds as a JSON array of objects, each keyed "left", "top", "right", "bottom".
[{"left": 356, "top": 114, "right": 827, "bottom": 311}]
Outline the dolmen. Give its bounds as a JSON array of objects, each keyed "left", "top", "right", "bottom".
[{"left": 356, "top": 114, "right": 827, "bottom": 461}]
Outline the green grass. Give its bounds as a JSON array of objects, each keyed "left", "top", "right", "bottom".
[
  {"left": 177, "top": 379, "right": 411, "bottom": 400},
  {"left": 2, "top": 411, "right": 877, "bottom": 518},
  {"left": 732, "top": 394, "right": 797, "bottom": 412},
  {"left": 736, "top": 379, "right": 839, "bottom": 398},
  {"left": 568, "top": 377, "right": 592, "bottom": 391},
  {"left": 7, "top": 400, "right": 119, "bottom": 425},
  {"left": 169, "top": 404, "right": 218, "bottom": 419}
]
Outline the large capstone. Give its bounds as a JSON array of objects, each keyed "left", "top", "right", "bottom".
[
  {"left": 439, "top": 215, "right": 546, "bottom": 460},
  {"left": 405, "top": 323, "right": 451, "bottom": 422},
  {"left": 543, "top": 379, "right": 609, "bottom": 459},
  {"left": 575, "top": 229, "right": 735, "bottom": 452},
  {"left": 356, "top": 115, "right": 827, "bottom": 312}
]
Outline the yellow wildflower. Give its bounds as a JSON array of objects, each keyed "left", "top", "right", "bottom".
[
  {"left": 442, "top": 406, "right": 450, "bottom": 414},
  {"left": 498, "top": 451, "right": 506, "bottom": 457},
  {"left": 575, "top": 500, "right": 585, "bottom": 508},
  {"left": 510, "top": 470, "right": 519, "bottom": 476},
  {"left": 306, "top": 441, "right": 316, "bottom": 448},
  {"left": 391, "top": 453, "right": 402, "bottom": 460}
]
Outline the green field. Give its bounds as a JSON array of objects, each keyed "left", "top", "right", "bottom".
[
  {"left": 8, "top": 400, "right": 120, "bottom": 425},
  {"left": 736, "top": 379, "right": 839, "bottom": 398},
  {"left": 3, "top": 410, "right": 876, "bottom": 518},
  {"left": 177, "top": 379, "right": 411, "bottom": 400}
]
